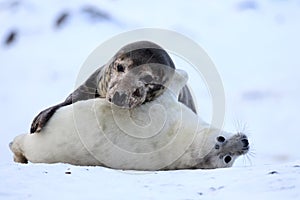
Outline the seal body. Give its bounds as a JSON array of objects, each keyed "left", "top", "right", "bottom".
[
  {"left": 10, "top": 70, "right": 249, "bottom": 170},
  {"left": 30, "top": 41, "right": 196, "bottom": 133}
]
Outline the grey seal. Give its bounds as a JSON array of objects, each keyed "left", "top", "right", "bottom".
[{"left": 30, "top": 41, "right": 196, "bottom": 133}]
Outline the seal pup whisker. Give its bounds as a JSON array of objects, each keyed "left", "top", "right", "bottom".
[{"left": 233, "top": 118, "right": 250, "bottom": 135}]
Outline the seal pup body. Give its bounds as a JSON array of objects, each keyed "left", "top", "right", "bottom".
[
  {"left": 30, "top": 41, "right": 196, "bottom": 133},
  {"left": 10, "top": 70, "right": 249, "bottom": 170}
]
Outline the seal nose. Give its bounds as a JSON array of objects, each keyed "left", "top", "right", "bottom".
[
  {"left": 241, "top": 138, "right": 249, "bottom": 148},
  {"left": 112, "top": 91, "right": 127, "bottom": 107}
]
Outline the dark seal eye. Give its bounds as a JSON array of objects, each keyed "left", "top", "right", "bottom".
[
  {"left": 116, "top": 64, "right": 124, "bottom": 72},
  {"left": 217, "top": 136, "right": 225, "bottom": 143},
  {"left": 224, "top": 155, "right": 232, "bottom": 164}
]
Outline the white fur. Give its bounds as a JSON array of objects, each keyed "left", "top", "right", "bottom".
[{"left": 10, "top": 70, "right": 241, "bottom": 170}]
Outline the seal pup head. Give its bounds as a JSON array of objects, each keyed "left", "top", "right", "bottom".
[
  {"left": 102, "top": 41, "right": 176, "bottom": 108},
  {"left": 197, "top": 132, "right": 250, "bottom": 169}
]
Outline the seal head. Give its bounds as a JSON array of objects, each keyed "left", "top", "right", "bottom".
[
  {"left": 97, "top": 41, "right": 176, "bottom": 108},
  {"left": 197, "top": 133, "right": 250, "bottom": 169}
]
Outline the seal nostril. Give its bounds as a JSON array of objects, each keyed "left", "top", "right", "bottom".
[
  {"left": 241, "top": 139, "right": 249, "bottom": 147},
  {"left": 132, "top": 88, "right": 142, "bottom": 97},
  {"left": 116, "top": 64, "right": 124, "bottom": 72},
  {"left": 112, "top": 92, "right": 119, "bottom": 101}
]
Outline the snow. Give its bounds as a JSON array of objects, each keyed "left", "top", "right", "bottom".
[
  {"left": 1, "top": 163, "right": 300, "bottom": 199},
  {"left": 0, "top": 0, "right": 300, "bottom": 199}
]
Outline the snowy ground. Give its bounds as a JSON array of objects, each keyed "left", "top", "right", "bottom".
[
  {"left": 1, "top": 162, "right": 300, "bottom": 200},
  {"left": 0, "top": 0, "right": 300, "bottom": 199}
]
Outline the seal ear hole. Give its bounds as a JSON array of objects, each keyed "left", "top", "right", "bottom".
[
  {"left": 116, "top": 64, "right": 125, "bottom": 72},
  {"left": 224, "top": 155, "right": 232, "bottom": 164},
  {"left": 217, "top": 136, "right": 226, "bottom": 143}
]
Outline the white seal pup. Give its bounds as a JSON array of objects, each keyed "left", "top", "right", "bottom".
[{"left": 10, "top": 69, "right": 249, "bottom": 170}]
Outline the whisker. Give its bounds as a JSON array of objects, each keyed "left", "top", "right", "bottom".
[
  {"left": 233, "top": 118, "right": 242, "bottom": 133},
  {"left": 248, "top": 151, "right": 256, "bottom": 157},
  {"left": 242, "top": 154, "right": 247, "bottom": 166},
  {"left": 146, "top": 53, "right": 155, "bottom": 64},
  {"left": 232, "top": 118, "right": 253, "bottom": 136},
  {"left": 245, "top": 154, "right": 253, "bottom": 166},
  {"left": 248, "top": 145, "right": 256, "bottom": 157}
]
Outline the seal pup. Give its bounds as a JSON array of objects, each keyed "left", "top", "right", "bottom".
[
  {"left": 30, "top": 41, "right": 196, "bottom": 133},
  {"left": 10, "top": 69, "right": 249, "bottom": 170}
]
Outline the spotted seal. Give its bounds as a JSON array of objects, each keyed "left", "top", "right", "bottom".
[
  {"left": 10, "top": 69, "right": 249, "bottom": 170},
  {"left": 30, "top": 41, "right": 196, "bottom": 133}
]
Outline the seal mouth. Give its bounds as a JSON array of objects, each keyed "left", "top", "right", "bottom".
[
  {"left": 106, "top": 78, "right": 148, "bottom": 109},
  {"left": 107, "top": 89, "right": 147, "bottom": 109},
  {"left": 242, "top": 146, "right": 250, "bottom": 151},
  {"left": 236, "top": 145, "right": 250, "bottom": 156}
]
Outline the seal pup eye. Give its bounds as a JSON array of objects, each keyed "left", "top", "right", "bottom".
[
  {"left": 217, "top": 136, "right": 226, "bottom": 143},
  {"left": 116, "top": 64, "right": 124, "bottom": 72},
  {"left": 224, "top": 155, "right": 232, "bottom": 164}
]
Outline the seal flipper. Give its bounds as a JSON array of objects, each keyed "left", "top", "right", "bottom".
[
  {"left": 30, "top": 102, "right": 70, "bottom": 133},
  {"left": 178, "top": 85, "right": 197, "bottom": 114},
  {"left": 9, "top": 135, "right": 28, "bottom": 163},
  {"left": 173, "top": 69, "right": 197, "bottom": 114},
  {"left": 30, "top": 66, "right": 104, "bottom": 133}
]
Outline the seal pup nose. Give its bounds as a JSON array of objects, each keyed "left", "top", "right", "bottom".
[
  {"left": 241, "top": 138, "right": 249, "bottom": 148},
  {"left": 112, "top": 91, "right": 127, "bottom": 107}
]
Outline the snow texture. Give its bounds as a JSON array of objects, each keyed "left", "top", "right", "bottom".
[{"left": 0, "top": 0, "right": 300, "bottom": 199}]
